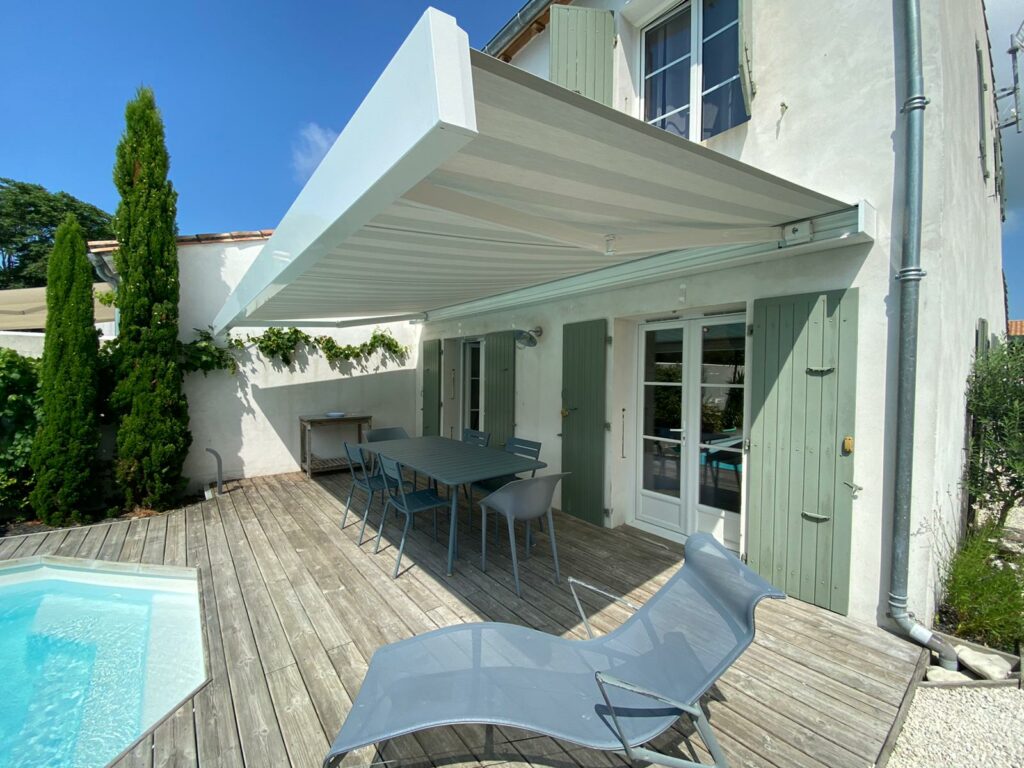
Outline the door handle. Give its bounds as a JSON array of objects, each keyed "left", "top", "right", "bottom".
[{"left": 801, "top": 511, "right": 831, "bottom": 522}]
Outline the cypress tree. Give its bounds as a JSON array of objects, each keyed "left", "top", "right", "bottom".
[
  {"left": 110, "top": 87, "right": 191, "bottom": 510},
  {"left": 30, "top": 214, "right": 100, "bottom": 524}
]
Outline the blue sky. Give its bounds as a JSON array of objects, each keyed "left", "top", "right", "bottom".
[{"left": 1, "top": 1, "right": 1022, "bottom": 314}]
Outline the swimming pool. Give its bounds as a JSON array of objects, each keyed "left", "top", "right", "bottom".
[{"left": 0, "top": 557, "right": 207, "bottom": 768}]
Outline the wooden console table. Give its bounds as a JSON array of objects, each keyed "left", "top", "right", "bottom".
[{"left": 299, "top": 413, "right": 372, "bottom": 477}]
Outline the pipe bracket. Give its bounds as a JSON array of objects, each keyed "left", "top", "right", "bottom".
[
  {"left": 900, "top": 95, "right": 930, "bottom": 113},
  {"left": 896, "top": 266, "right": 927, "bottom": 282}
]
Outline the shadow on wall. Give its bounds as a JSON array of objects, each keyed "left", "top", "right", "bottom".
[
  {"left": 250, "top": 368, "right": 418, "bottom": 469},
  {"left": 183, "top": 349, "right": 418, "bottom": 494}
]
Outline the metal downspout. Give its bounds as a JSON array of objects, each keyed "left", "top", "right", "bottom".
[
  {"left": 482, "top": 0, "right": 553, "bottom": 58},
  {"left": 889, "top": 0, "right": 958, "bottom": 670}
]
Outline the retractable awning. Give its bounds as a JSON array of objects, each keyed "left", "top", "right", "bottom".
[
  {"left": 213, "top": 8, "right": 851, "bottom": 333},
  {"left": 0, "top": 283, "right": 114, "bottom": 331}
]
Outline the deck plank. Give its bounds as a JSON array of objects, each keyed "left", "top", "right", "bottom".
[
  {"left": 97, "top": 519, "right": 129, "bottom": 561},
  {"left": 153, "top": 509, "right": 199, "bottom": 768},
  {"left": 201, "top": 498, "right": 291, "bottom": 766},
  {"left": 186, "top": 504, "right": 246, "bottom": 768},
  {"left": 0, "top": 472, "right": 923, "bottom": 768},
  {"left": 53, "top": 525, "right": 89, "bottom": 556}
]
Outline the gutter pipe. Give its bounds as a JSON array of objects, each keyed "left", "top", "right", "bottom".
[
  {"left": 890, "top": 0, "right": 958, "bottom": 670},
  {"left": 482, "top": 0, "right": 553, "bottom": 58}
]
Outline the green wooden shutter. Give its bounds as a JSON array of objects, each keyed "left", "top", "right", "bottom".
[
  {"left": 748, "top": 290, "right": 858, "bottom": 614},
  {"left": 976, "top": 318, "right": 990, "bottom": 357},
  {"left": 976, "top": 42, "right": 990, "bottom": 181},
  {"left": 421, "top": 339, "right": 441, "bottom": 437},
  {"left": 738, "top": 0, "right": 755, "bottom": 113},
  {"left": 483, "top": 331, "right": 516, "bottom": 449},
  {"left": 561, "top": 319, "right": 607, "bottom": 526},
  {"left": 549, "top": 6, "right": 614, "bottom": 107}
]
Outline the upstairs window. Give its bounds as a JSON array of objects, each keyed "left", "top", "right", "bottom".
[{"left": 643, "top": 0, "right": 750, "bottom": 141}]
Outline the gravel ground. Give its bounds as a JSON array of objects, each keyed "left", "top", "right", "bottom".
[{"left": 888, "top": 686, "right": 1024, "bottom": 767}]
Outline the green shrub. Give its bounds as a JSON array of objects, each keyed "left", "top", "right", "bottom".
[
  {"left": 109, "top": 87, "right": 191, "bottom": 510},
  {"left": 966, "top": 339, "right": 1024, "bottom": 527},
  {"left": 0, "top": 349, "right": 40, "bottom": 520},
  {"left": 30, "top": 214, "right": 101, "bottom": 525},
  {"left": 939, "top": 522, "right": 1024, "bottom": 653}
]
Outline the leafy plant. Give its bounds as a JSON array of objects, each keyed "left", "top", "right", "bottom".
[
  {"left": 247, "top": 326, "right": 312, "bottom": 366},
  {"left": 0, "top": 350, "right": 40, "bottom": 520},
  {"left": 180, "top": 328, "right": 243, "bottom": 375},
  {"left": 109, "top": 87, "right": 191, "bottom": 510},
  {"left": 966, "top": 338, "right": 1024, "bottom": 528},
  {"left": 938, "top": 521, "right": 1024, "bottom": 653},
  {"left": 30, "top": 215, "right": 102, "bottom": 525},
  {"left": 174, "top": 326, "right": 408, "bottom": 373},
  {"left": 0, "top": 177, "right": 114, "bottom": 288},
  {"left": 314, "top": 329, "right": 407, "bottom": 365}
]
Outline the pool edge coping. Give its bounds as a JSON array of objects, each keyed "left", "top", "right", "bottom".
[{"left": 0, "top": 554, "right": 214, "bottom": 767}]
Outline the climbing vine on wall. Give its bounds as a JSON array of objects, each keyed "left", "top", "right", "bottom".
[{"left": 179, "top": 327, "right": 407, "bottom": 375}]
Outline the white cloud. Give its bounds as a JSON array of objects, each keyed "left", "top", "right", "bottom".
[{"left": 291, "top": 122, "right": 339, "bottom": 183}]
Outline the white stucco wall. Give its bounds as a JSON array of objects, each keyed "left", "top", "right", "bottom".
[
  {"left": 428, "top": 0, "right": 1005, "bottom": 625},
  {"left": 0, "top": 331, "right": 46, "bottom": 358},
  {"left": 177, "top": 241, "right": 420, "bottom": 493}
]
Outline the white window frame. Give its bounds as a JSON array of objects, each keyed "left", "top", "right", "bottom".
[
  {"left": 639, "top": 1, "right": 742, "bottom": 143},
  {"left": 633, "top": 312, "right": 748, "bottom": 545}
]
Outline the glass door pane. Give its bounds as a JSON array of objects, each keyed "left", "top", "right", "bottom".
[
  {"left": 641, "top": 327, "right": 685, "bottom": 501},
  {"left": 697, "top": 322, "right": 745, "bottom": 513}
]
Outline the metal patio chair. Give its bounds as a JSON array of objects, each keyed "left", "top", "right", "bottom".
[
  {"left": 366, "top": 426, "right": 420, "bottom": 488},
  {"left": 463, "top": 436, "right": 542, "bottom": 532},
  {"left": 340, "top": 442, "right": 405, "bottom": 545},
  {"left": 471, "top": 436, "right": 542, "bottom": 496},
  {"left": 461, "top": 427, "right": 491, "bottom": 447},
  {"left": 479, "top": 472, "right": 565, "bottom": 597},
  {"left": 323, "top": 533, "right": 784, "bottom": 768},
  {"left": 374, "top": 455, "right": 449, "bottom": 578},
  {"left": 365, "top": 426, "right": 410, "bottom": 442}
]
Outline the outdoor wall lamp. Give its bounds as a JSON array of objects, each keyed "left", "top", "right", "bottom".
[{"left": 513, "top": 327, "right": 543, "bottom": 348}]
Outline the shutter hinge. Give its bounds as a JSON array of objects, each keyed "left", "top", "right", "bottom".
[
  {"left": 607, "top": 335, "right": 613, "bottom": 345},
  {"left": 604, "top": 422, "right": 612, "bottom": 431},
  {"left": 747, "top": 324, "right": 754, "bottom": 336}
]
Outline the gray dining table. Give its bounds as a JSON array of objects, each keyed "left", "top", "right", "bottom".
[{"left": 359, "top": 436, "right": 546, "bottom": 575}]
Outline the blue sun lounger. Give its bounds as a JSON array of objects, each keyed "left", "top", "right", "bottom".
[{"left": 323, "top": 533, "right": 783, "bottom": 768}]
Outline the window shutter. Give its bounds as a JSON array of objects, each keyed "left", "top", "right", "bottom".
[
  {"left": 549, "top": 6, "right": 615, "bottom": 107},
  {"left": 483, "top": 331, "right": 516, "bottom": 449},
  {"left": 738, "top": 0, "right": 755, "bottom": 113},
  {"left": 976, "top": 42, "right": 990, "bottom": 181},
  {"left": 421, "top": 339, "right": 441, "bottom": 436}
]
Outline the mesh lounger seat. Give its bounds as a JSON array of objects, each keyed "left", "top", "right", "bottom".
[{"left": 323, "top": 533, "right": 783, "bottom": 768}]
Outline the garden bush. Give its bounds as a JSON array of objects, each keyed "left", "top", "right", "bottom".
[
  {"left": 30, "top": 214, "right": 101, "bottom": 525},
  {"left": 109, "top": 87, "right": 191, "bottom": 510},
  {"left": 938, "top": 522, "right": 1024, "bottom": 653},
  {"left": 0, "top": 349, "right": 40, "bottom": 520},
  {"left": 966, "top": 338, "right": 1024, "bottom": 527}
]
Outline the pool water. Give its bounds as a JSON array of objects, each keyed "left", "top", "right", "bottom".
[{"left": 0, "top": 560, "right": 205, "bottom": 768}]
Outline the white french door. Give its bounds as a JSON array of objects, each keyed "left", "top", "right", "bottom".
[{"left": 636, "top": 315, "right": 746, "bottom": 537}]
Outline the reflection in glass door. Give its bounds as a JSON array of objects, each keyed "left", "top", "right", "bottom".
[
  {"left": 637, "top": 317, "right": 746, "bottom": 537},
  {"left": 698, "top": 323, "right": 745, "bottom": 514},
  {"left": 638, "top": 326, "right": 688, "bottom": 532}
]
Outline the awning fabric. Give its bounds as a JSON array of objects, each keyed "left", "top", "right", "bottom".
[
  {"left": 213, "top": 8, "right": 848, "bottom": 333},
  {"left": 0, "top": 283, "right": 114, "bottom": 331}
]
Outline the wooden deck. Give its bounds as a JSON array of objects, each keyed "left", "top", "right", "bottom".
[{"left": 0, "top": 473, "right": 925, "bottom": 768}]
